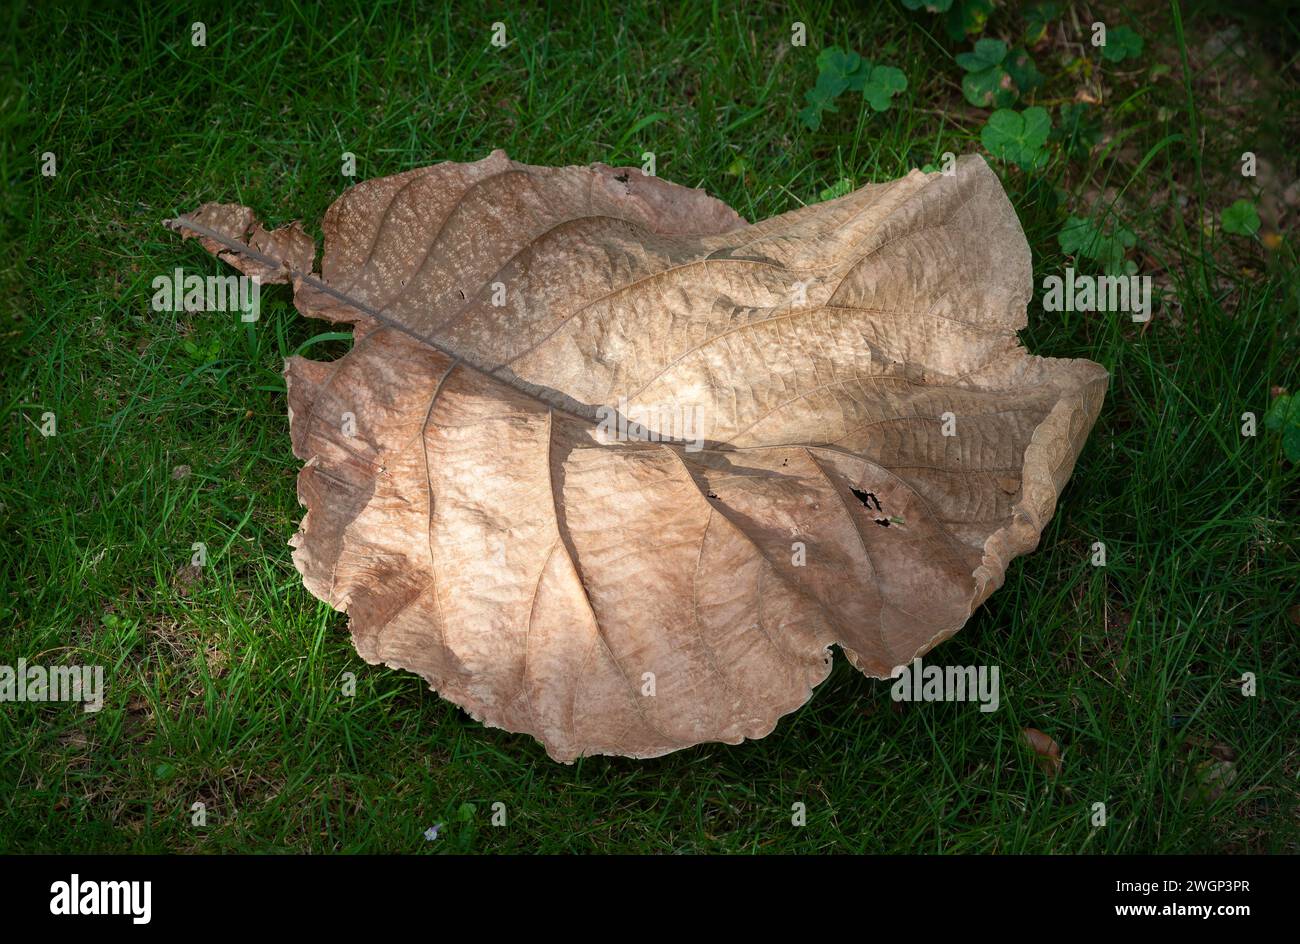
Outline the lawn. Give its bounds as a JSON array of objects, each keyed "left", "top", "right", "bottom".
[{"left": 2, "top": 0, "right": 1297, "bottom": 853}]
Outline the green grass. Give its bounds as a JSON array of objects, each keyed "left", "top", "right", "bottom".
[{"left": 2, "top": 0, "right": 1297, "bottom": 853}]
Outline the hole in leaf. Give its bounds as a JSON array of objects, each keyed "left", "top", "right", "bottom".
[{"left": 849, "top": 486, "right": 883, "bottom": 512}]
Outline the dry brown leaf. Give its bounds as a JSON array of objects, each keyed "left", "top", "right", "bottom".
[
  {"left": 1021, "top": 726, "right": 1064, "bottom": 776},
  {"left": 167, "top": 150, "right": 1106, "bottom": 761}
]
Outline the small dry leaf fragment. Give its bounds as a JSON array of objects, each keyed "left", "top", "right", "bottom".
[
  {"left": 203, "top": 644, "right": 228, "bottom": 677},
  {"left": 1190, "top": 759, "right": 1237, "bottom": 803},
  {"left": 1180, "top": 737, "right": 1238, "bottom": 804},
  {"left": 1021, "top": 726, "right": 1063, "bottom": 776},
  {"left": 168, "top": 150, "right": 1106, "bottom": 762}
]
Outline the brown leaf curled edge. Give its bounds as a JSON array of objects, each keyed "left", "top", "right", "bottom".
[{"left": 167, "top": 151, "right": 1106, "bottom": 762}]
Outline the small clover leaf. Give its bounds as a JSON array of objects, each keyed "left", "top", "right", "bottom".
[
  {"left": 800, "top": 76, "right": 841, "bottom": 130},
  {"left": 1220, "top": 199, "right": 1261, "bottom": 237},
  {"left": 955, "top": 37, "right": 1007, "bottom": 71},
  {"left": 800, "top": 46, "right": 906, "bottom": 129},
  {"left": 1263, "top": 393, "right": 1300, "bottom": 461},
  {"left": 800, "top": 46, "right": 864, "bottom": 129},
  {"left": 1101, "top": 25, "right": 1144, "bottom": 63},
  {"left": 816, "top": 47, "right": 868, "bottom": 93},
  {"left": 863, "top": 64, "right": 907, "bottom": 111},
  {"left": 958, "top": 39, "right": 1018, "bottom": 108},
  {"left": 1058, "top": 214, "right": 1137, "bottom": 276},
  {"left": 981, "top": 106, "right": 1052, "bottom": 170},
  {"left": 1005, "top": 47, "right": 1044, "bottom": 95},
  {"left": 1057, "top": 216, "right": 1098, "bottom": 256}
]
